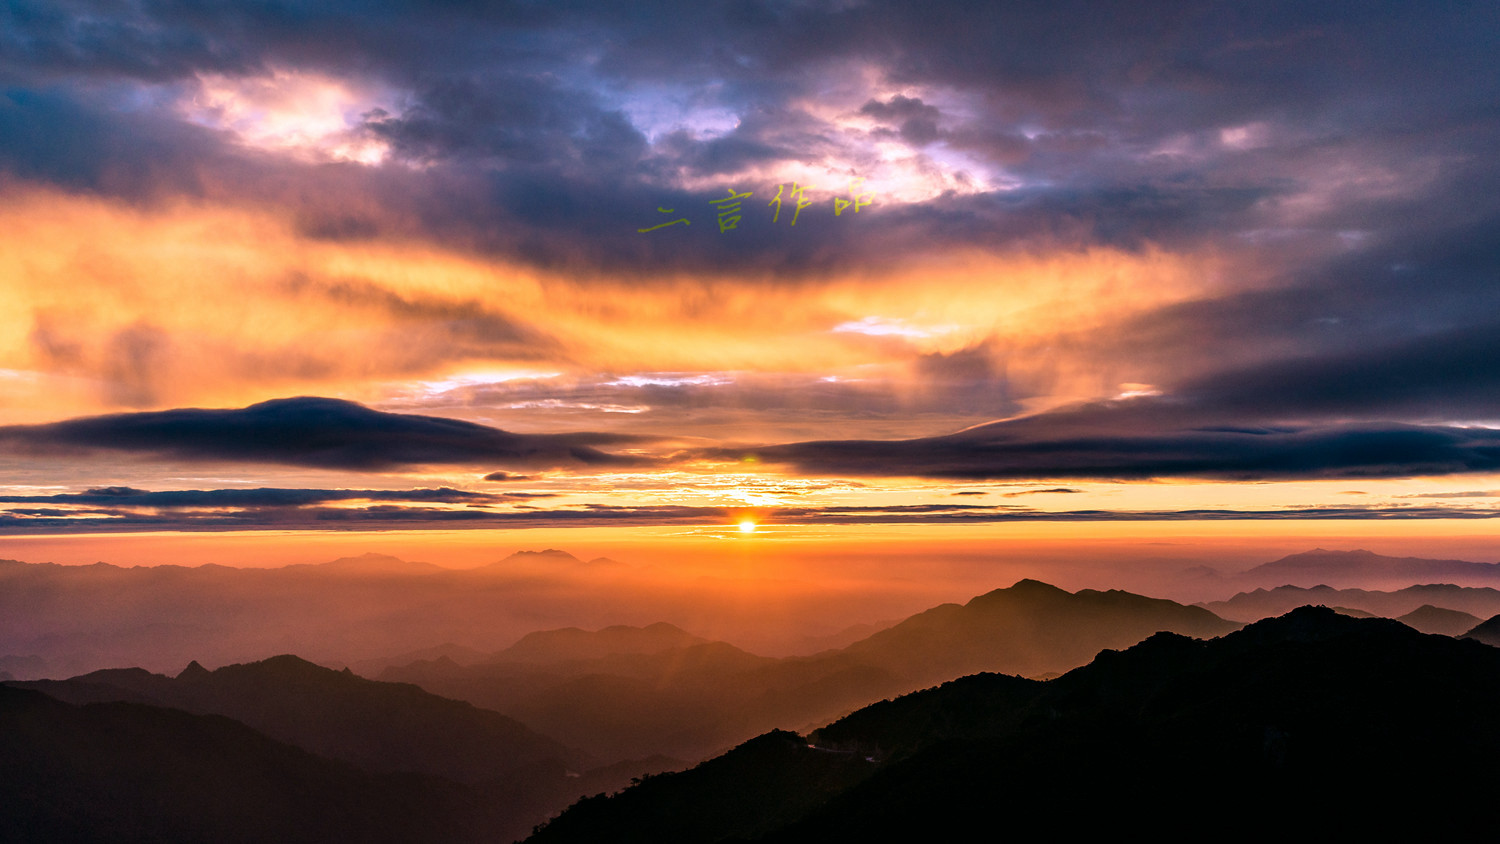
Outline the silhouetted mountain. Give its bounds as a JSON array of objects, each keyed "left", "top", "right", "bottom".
[
  {"left": 1238, "top": 547, "right": 1500, "bottom": 589},
  {"left": 0, "top": 653, "right": 46, "bottom": 681},
  {"left": 528, "top": 731, "right": 872, "bottom": 844},
  {"left": 493, "top": 622, "right": 709, "bottom": 664},
  {"left": 1464, "top": 613, "right": 1500, "bottom": 647},
  {"left": 15, "top": 654, "right": 579, "bottom": 784},
  {"left": 528, "top": 607, "right": 1500, "bottom": 842},
  {"left": 385, "top": 640, "right": 785, "bottom": 762},
  {"left": 293, "top": 552, "right": 446, "bottom": 575},
  {"left": 1, "top": 552, "right": 653, "bottom": 676},
  {"left": 1396, "top": 604, "right": 1482, "bottom": 636},
  {"left": 351, "top": 642, "right": 490, "bottom": 677},
  {"left": 839, "top": 578, "right": 1238, "bottom": 685},
  {"left": 487, "top": 549, "right": 588, "bottom": 568},
  {"left": 386, "top": 581, "right": 1237, "bottom": 763},
  {"left": 0, "top": 684, "right": 510, "bottom": 843},
  {"left": 1205, "top": 582, "right": 1500, "bottom": 622},
  {"left": 788, "top": 620, "right": 900, "bottom": 655}
]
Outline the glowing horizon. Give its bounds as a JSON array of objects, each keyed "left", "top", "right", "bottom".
[{"left": 2, "top": 3, "right": 1499, "bottom": 571}]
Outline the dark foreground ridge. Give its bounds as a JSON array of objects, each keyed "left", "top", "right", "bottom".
[
  {"left": 13, "top": 653, "right": 579, "bottom": 783},
  {"left": 0, "top": 684, "right": 492, "bottom": 844},
  {"left": 528, "top": 607, "right": 1500, "bottom": 841},
  {"left": 3, "top": 656, "right": 668, "bottom": 843}
]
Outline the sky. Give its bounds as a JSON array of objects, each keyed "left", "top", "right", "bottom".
[{"left": 2, "top": 1, "right": 1500, "bottom": 567}]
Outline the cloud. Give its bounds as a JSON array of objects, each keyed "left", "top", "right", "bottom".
[
  {"left": 3, "top": 1, "right": 1492, "bottom": 278},
  {"left": 3, "top": 0, "right": 1500, "bottom": 505},
  {"left": 1400, "top": 490, "right": 1500, "bottom": 500},
  {"left": 482, "top": 472, "right": 534, "bottom": 482},
  {"left": 0, "top": 486, "right": 546, "bottom": 507},
  {"left": 711, "top": 290, "right": 1500, "bottom": 481},
  {"left": 3, "top": 498, "right": 1497, "bottom": 535},
  {"left": 0, "top": 397, "right": 649, "bottom": 471},
  {"left": 728, "top": 418, "right": 1500, "bottom": 482}
]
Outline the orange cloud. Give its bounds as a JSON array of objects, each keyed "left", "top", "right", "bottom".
[{"left": 0, "top": 182, "right": 1226, "bottom": 427}]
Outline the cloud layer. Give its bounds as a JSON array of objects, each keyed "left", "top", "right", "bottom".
[
  {"left": 3, "top": 3, "right": 1500, "bottom": 530},
  {"left": 0, "top": 397, "right": 645, "bottom": 471}
]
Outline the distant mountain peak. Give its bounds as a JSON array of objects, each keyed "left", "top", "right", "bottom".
[
  {"left": 309, "top": 553, "right": 441, "bottom": 574},
  {"left": 966, "top": 579, "right": 1068, "bottom": 607},
  {"left": 213, "top": 654, "right": 342, "bottom": 683},
  {"left": 495, "top": 622, "right": 709, "bottom": 662},
  {"left": 500, "top": 549, "right": 585, "bottom": 564},
  {"left": 1234, "top": 604, "right": 1408, "bottom": 645},
  {"left": 177, "top": 660, "right": 210, "bottom": 681},
  {"left": 1009, "top": 578, "right": 1068, "bottom": 592}
]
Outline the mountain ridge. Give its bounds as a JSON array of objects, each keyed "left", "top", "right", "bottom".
[{"left": 527, "top": 605, "right": 1500, "bottom": 842}]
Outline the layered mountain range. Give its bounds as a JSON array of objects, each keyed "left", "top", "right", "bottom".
[
  {"left": 377, "top": 579, "right": 1238, "bottom": 761},
  {"left": 7, "top": 554, "right": 1500, "bottom": 841},
  {"left": 528, "top": 608, "right": 1500, "bottom": 841}
]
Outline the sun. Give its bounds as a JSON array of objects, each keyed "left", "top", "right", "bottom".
[{"left": 737, "top": 519, "right": 757, "bottom": 534}]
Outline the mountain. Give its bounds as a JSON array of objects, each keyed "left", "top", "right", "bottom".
[
  {"left": 839, "top": 578, "right": 1238, "bottom": 685},
  {"left": 1464, "top": 614, "right": 1500, "bottom": 647},
  {"left": 0, "top": 653, "right": 47, "bottom": 681},
  {"left": 350, "top": 642, "right": 491, "bottom": 677},
  {"left": 0, "top": 684, "right": 509, "bottom": 844},
  {"left": 493, "top": 622, "right": 709, "bottom": 663},
  {"left": 527, "top": 607, "right": 1500, "bottom": 842},
  {"left": 292, "top": 552, "right": 446, "bottom": 575},
  {"left": 1396, "top": 604, "right": 1483, "bottom": 636},
  {"left": 483, "top": 549, "right": 621, "bottom": 569},
  {"left": 788, "top": 620, "right": 900, "bottom": 655},
  {"left": 0, "top": 552, "right": 660, "bottom": 677},
  {"left": 1204, "top": 582, "right": 1500, "bottom": 622},
  {"left": 383, "top": 580, "right": 1237, "bottom": 763},
  {"left": 384, "top": 640, "right": 786, "bottom": 762},
  {"left": 1237, "top": 548, "right": 1500, "bottom": 589},
  {"left": 14, "top": 654, "right": 580, "bottom": 784},
  {"left": 5, "top": 654, "right": 694, "bottom": 840}
]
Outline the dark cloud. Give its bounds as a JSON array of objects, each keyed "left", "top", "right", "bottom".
[
  {"left": 3, "top": 498, "right": 1497, "bottom": 535},
  {"left": 1, "top": 1, "right": 1491, "bottom": 278},
  {"left": 717, "top": 287, "right": 1500, "bottom": 481},
  {"left": 482, "top": 472, "right": 534, "bottom": 482},
  {"left": 0, "top": 486, "right": 546, "bottom": 507},
  {"left": 0, "top": 397, "right": 648, "bottom": 471},
  {"left": 729, "top": 420, "right": 1500, "bottom": 482},
  {"left": 861, "top": 94, "right": 944, "bottom": 146},
  {"left": 365, "top": 77, "right": 648, "bottom": 174},
  {"left": 278, "top": 275, "right": 558, "bottom": 359},
  {"left": 3, "top": 1, "right": 1500, "bottom": 497}
]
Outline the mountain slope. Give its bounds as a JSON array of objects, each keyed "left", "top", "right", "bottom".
[
  {"left": 0, "top": 685, "right": 500, "bottom": 844},
  {"left": 1396, "top": 604, "right": 1482, "bottom": 635},
  {"left": 16, "top": 654, "right": 580, "bottom": 783},
  {"left": 492, "top": 622, "right": 709, "bottom": 664},
  {"left": 1464, "top": 613, "right": 1500, "bottom": 646},
  {"left": 839, "top": 578, "right": 1239, "bottom": 684},
  {"left": 528, "top": 607, "right": 1500, "bottom": 842},
  {"left": 1238, "top": 547, "right": 1500, "bottom": 588},
  {"left": 1205, "top": 582, "right": 1500, "bottom": 622},
  {"left": 383, "top": 581, "right": 1237, "bottom": 763}
]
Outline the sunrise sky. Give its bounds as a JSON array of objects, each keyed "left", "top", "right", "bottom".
[{"left": 3, "top": 2, "right": 1500, "bottom": 566}]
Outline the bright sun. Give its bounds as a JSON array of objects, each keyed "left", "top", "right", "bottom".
[{"left": 738, "top": 519, "right": 757, "bottom": 533}]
